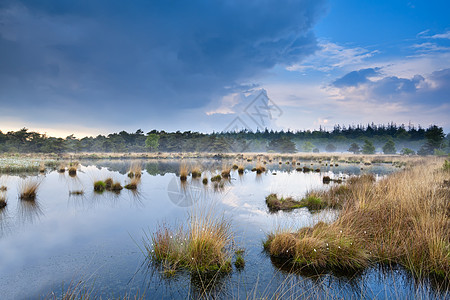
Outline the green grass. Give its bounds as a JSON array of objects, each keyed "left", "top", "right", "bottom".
[
  {"left": 265, "top": 193, "right": 327, "bottom": 211},
  {"left": 93, "top": 181, "right": 106, "bottom": 192},
  {"left": 265, "top": 193, "right": 303, "bottom": 211},
  {"left": 211, "top": 174, "right": 221, "bottom": 182}
]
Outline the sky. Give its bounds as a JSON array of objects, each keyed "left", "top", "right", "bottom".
[{"left": 0, "top": 0, "right": 449, "bottom": 137}]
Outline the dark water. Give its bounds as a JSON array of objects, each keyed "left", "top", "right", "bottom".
[{"left": 0, "top": 160, "right": 444, "bottom": 299}]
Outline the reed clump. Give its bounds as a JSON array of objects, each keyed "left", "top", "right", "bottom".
[
  {"left": 265, "top": 159, "right": 450, "bottom": 280},
  {"left": 0, "top": 185, "right": 6, "bottom": 191},
  {"left": 128, "top": 162, "right": 142, "bottom": 178},
  {"left": 125, "top": 177, "right": 140, "bottom": 190},
  {"left": 111, "top": 182, "right": 123, "bottom": 192},
  {"left": 69, "top": 190, "right": 84, "bottom": 196},
  {"left": 104, "top": 178, "right": 113, "bottom": 190},
  {"left": 68, "top": 166, "right": 77, "bottom": 177},
  {"left": 93, "top": 180, "right": 106, "bottom": 192},
  {"left": 265, "top": 193, "right": 303, "bottom": 211},
  {"left": 191, "top": 166, "right": 202, "bottom": 179},
  {"left": 211, "top": 174, "right": 221, "bottom": 182},
  {"left": 146, "top": 209, "right": 235, "bottom": 275},
  {"left": 255, "top": 162, "right": 266, "bottom": 174},
  {"left": 221, "top": 165, "right": 231, "bottom": 178},
  {"left": 19, "top": 178, "right": 41, "bottom": 201},
  {"left": 58, "top": 163, "right": 66, "bottom": 173},
  {"left": 238, "top": 165, "right": 245, "bottom": 174},
  {"left": 179, "top": 163, "right": 188, "bottom": 181},
  {"left": 0, "top": 193, "right": 6, "bottom": 209}
]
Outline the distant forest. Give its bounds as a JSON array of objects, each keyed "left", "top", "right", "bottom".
[{"left": 0, "top": 123, "right": 448, "bottom": 155}]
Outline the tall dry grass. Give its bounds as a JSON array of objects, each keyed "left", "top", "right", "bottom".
[
  {"left": 180, "top": 163, "right": 189, "bottom": 181},
  {"left": 265, "top": 158, "right": 450, "bottom": 281},
  {"left": 146, "top": 205, "right": 235, "bottom": 275},
  {"left": 128, "top": 161, "right": 142, "bottom": 178},
  {"left": 19, "top": 178, "right": 41, "bottom": 201}
]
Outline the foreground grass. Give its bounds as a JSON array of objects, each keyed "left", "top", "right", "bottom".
[
  {"left": 144, "top": 208, "right": 236, "bottom": 275},
  {"left": 264, "top": 158, "right": 450, "bottom": 281}
]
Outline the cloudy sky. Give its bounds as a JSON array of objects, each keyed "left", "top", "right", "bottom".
[{"left": 0, "top": 0, "right": 449, "bottom": 137}]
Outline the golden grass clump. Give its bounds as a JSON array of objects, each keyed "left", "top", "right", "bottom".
[
  {"left": 146, "top": 208, "right": 235, "bottom": 274},
  {"left": 255, "top": 162, "right": 266, "bottom": 174},
  {"left": 125, "top": 177, "right": 140, "bottom": 190},
  {"left": 179, "top": 163, "right": 188, "bottom": 181},
  {"left": 191, "top": 166, "right": 202, "bottom": 179},
  {"left": 237, "top": 165, "right": 245, "bottom": 174},
  {"left": 0, "top": 185, "right": 6, "bottom": 191},
  {"left": 128, "top": 161, "right": 142, "bottom": 178},
  {"left": 104, "top": 178, "right": 113, "bottom": 190},
  {"left": 19, "top": 178, "right": 41, "bottom": 201},
  {"left": 111, "top": 182, "right": 123, "bottom": 192},
  {"left": 221, "top": 164, "right": 231, "bottom": 178},
  {"left": 265, "top": 158, "right": 450, "bottom": 280},
  {"left": 68, "top": 166, "right": 77, "bottom": 177},
  {"left": 58, "top": 163, "right": 66, "bottom": 173},
  {"left": 0, "top": 192, "right": 6, "bottom": 209},
  {"left": 39, "top": 162, "right": 46, "bottom": 173}
]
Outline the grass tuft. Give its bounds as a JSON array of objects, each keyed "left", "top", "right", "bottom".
[
  {"left": 125, "top": 177, "right": 140, "bottom": 190},
  {"left": 146, "top": 208, "right": 236, "bottom": 275},
  {"left": 191, "top": 166, "right": 202, "bottom": 178},
  {"left": 19, "top": 178, "right": 41, "bottom": 201},
  {"left": 210, "top": 174, "right": 221, "bottom": 182},
  {"left": 93, "top": 181, "right": 106, "bottom": 192},
  {"left": 180, "top": 163, "right": 188, "bottom": 181}
]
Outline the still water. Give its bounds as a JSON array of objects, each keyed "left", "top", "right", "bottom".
[{"left": 0, "top": 159, "right": 442, "bottom": 299}]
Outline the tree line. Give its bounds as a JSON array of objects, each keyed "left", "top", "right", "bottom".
[{"left": 0, "top": 123, "right": 448, "bottom": 155}]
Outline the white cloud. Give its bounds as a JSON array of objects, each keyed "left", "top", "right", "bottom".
[
  {"left": 287, "top": 41, "right": 379, "bottom": 72},
  {"left": 430, "top": 30, "right": 450, "bottom": 39}
]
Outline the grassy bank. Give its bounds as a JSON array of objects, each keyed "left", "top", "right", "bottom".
[{"left": 264, "top": 158, "right": 450, "bottom": 281}]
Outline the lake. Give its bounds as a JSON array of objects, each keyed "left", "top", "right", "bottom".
[{"left": 0, "top": 159, "right": 443, "bottom": 299}]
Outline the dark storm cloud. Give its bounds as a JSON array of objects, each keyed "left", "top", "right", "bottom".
[{"left": 0, "top": 0, "right": 326, "bottom": 127}]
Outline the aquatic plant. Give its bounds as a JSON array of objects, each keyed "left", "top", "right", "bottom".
[
  {"left": 125, "top": 177, "right": 140, "bottom": 190},
  {"left": 210, "top": 174, "right": 221, "bottom": 182},
  {"left": 111, "top": 182, "right": 123, "bottom": 192},
  {"left": 265, "top": 159, "right": 450, "bottom": 280},
  {"left": 191, "top": 166, "right": 202, "bottom": 179},
  {"left": 0, "top": 193, "right": 6, "bottom": 209},
  {"left": 221, "top": 165, "right": 231, "bottom": 178},
  {"left": 202, "top": 177, "right": 208, "bottom": 185},
  {"left": 69, "top": 190, "right": 84, "bottom": 196},
  {"left": 145, "top": 207, "right": 235, "bottom": 275},
  {"left": 255, "top": 162, "right": 266, "bottom": 174},
  {"left": 0, "top": 186, "right": 6, "bottom": 191},
  {"left": 180, "top": 163, "right": 188, "bottom": 181},
  {"left": 19, "top": 178, "right": 41, "bottom": 201},
  {"left": 68, "top": 166, "right": 77, "bottom": 177},
  {"left": 57, "top": 163, "right": 67, "bottom": 173},
  {"left": 104, "top": 178, "right": 113, "bottom": 190},
  {"left": 93, "top": 181, "right": 106, "bottom": 192},
  {"left": 128, "top": 161, "right": 142, "bottom": 178},
  {"left": 265, "top": 193, "right": 303, "bottom": 211},
  {"left": 237, "top": 165, "right": 244, "bottom": 174},
  {"left": 234, "top": 249, "right": 245, "bottom": 269}
]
